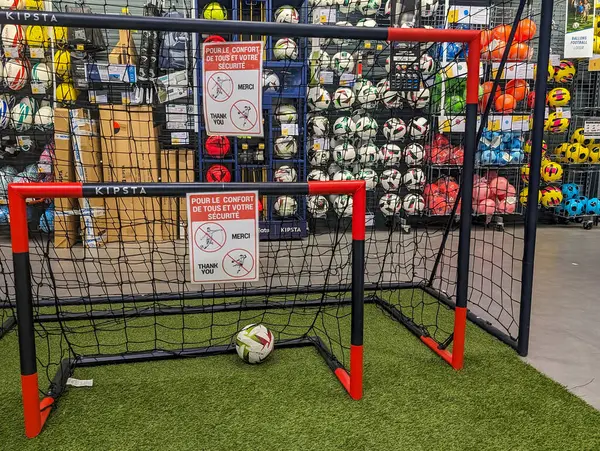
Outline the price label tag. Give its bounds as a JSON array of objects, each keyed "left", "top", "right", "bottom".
[
  {"left": 29, "top": 47, "right": 45, "bottom": 59},
  {"left": 319, "top": 70, "right": 334, "bottom": 85},
  {"left": 4, "top": 46, "right": 19, "bottom": 58},
  {"left": 313, "top": 8, "right": 335, "bottom": 24},
  {"left": 258, "top": 143, "right": 265, "bottom": 150},
  {"left": 549, "top": 54, "right": 561, "bottom": 66},
  {"left": 364, "top": 41, "right": 372, "bottom": 49},
  {"left": 584, "top": 120, "right": 600, "bottom": 138},
  {"left": 376, "top": 44, "right": 383, "bottom": 51},
  {"left": 281, "top": 123, "right": 298, "bottom": 136},
  {"left": 17, "top": 136, "right": 33, "bottom": 149},
  {"left": 365, "top": 213, "right": 375, "bottom": 227},
  {"left": 171, "top": 131, "right": 189, "bottom": 145},
  {"left": 339, "top": 73, "right": 355, "bottom": 86},
  {"left": 30, "top": 81, "right": 46, "bottom": 95},
  {"left": 242, "top": 143, "right": 249, "bottom": 150},
  {"left": 312, "top": 138, "right": 326, "bottom": 151}
]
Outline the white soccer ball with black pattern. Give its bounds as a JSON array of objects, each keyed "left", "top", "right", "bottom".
[
  {"left": 420, "top": 0, "right": 439, "bottom": 17},
  {"left": 337, "top": 0, "right": 358, "bottom": 13},
  {"left": 274, "top": 136, "right": 298, "bottom": 158},
  {"left": 307, "top": 87, "right": 331, "bottom": 111},
  {"left": 307, "top": 195, "right": 330, "bottom": 217},
  {"left": 376, "top": 78, "right": 388, "bottom": 95},
  {"left": 356, "top": 0, "right": 381, "bottom": 15},
  {"left": 328, "top": 162, "right": 343, "bottom": 176},
  {"left": 275, "top": 166, "right": 297, "bottom": 183},
  {"left": 309, "top": 50, "right": 331, "bottom": 69},
  {"left": 356, "top": 86, "right": 379, "bottom": 109},
  {"left": 274, "top": 196, "right": 298, "bottom": 217},
  {"left": 307, "top": 169, "right": 328, "bottom": 182},
  {"left": 332, "top": 51, "right": 355, "bottom": 75},
  {"left": 384, "top": 0, "right": 402, "bottom": 15},
  {"left": 334, "top": 195, "right": 353, "bottom": 217},
  {"left": 333, "top": 87, "right": 355, "bottom": 110},
  {"left": 380, "top": 169, "right": 402, "bottom": 191},
  {"left": 352, "top": 78, "right": 373, "bottom": 96},
  {"left": 310, "top": 149, "right": 330, "bottom": 166},
  {"left": 379, "top": 193, "right": 402, "bottom": 216},
  {"left": 403, "top": 143, "right": 425, "bottom": 165},
  {"left": 382, "top": 89, "right": 403, "bottom": 109},
  {"left": 357, "top": 18, "right": 378, "bottom": 27},
  {"left": 355, "top": 168, "right": 379, "bottom": 190},
  {"left": 408, "top": 117, "right": 429, "bottom": 139},
  {"left": 402, "top": 194, "right": 425, "bottom": 214},
  {"left": 262, "top": 69, "right": 280, "bottom": 92},
  {"left": 419, "top": 54, "right": 436, "bottom": 75},
  {"left": 407, "top": 87, "right": 430, "bottom": 109},
  {"left": 355, "top": 116, "right": 378, "bottom": 140},
  {"left": 34, "top": 106, "right": 53, "bottom": 131},
  {"left": 383, "top": 118, "right": 407, "bottom": 141},
  {"left": 275, "top": 104, "right": 297, "bottom": 123},
  {"left": 330, "top": 136, "right": 350, "bottom": 149},
  {"left": 274, "top": 6, "right": 299, "bottom": 23},
  {"left": 357, "top": 143, "right": 379, "bottom": 166},
  {"left": 307, "top": 115, "right": 329, "bottom": 137},
  {"left": 402, "top": 168, "right": 426, "bottom": 190},
  {"left": 273, "top": 38, "right": 298, "bottom": 60},
  {"left": 378, "top": 144, "right": 402, "bottom": 166},
  {"left": 333, "top": 143, "right": 357, "bottom": 166},
  {"left": 333, "top": 116, "right": 357, "bottom": 136},
  {"left": 332, "top": 169, "right": 355, "bottom": 181},
  {"left": 309, "top": 0, "right": 333, "bottom": 5},
  {"left": 236, "top": 324, "right": 274, "bottom": 364}
]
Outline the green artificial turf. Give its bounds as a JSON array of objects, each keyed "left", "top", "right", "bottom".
[{"left": 1, "top": 295, "right": 599, "bottom": 450}]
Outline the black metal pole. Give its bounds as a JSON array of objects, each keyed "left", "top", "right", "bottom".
[{"left": 518, "top": 0, "right": 554, "bottom": 357}]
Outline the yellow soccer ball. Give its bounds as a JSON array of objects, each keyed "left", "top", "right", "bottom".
[
  {"left": 54, "top": 49, "right": 71, "bottom": 80},
  {"left": 547, "top": 87, "right": 571, "bottom": 107},
  {"left": 587, "top": 144, "right": 600, "bottom": 163},
  {"left": 203, "top": 2, "right": 228, "bottom": 20},
  {"left": 554, "top": 60, "right": 576, "bottom": 83},
  {"left": 564, "top": 143, "right": 589, "bottom": 163},
  {"left": 25, "top": 25, "right": 50, "bottom": 48},
  {"left": 570, "top": 127, "right": 597, "bottom": 146},
  {"left": 554, "top": 143, "right": 569, "bottom": 162},
  {"left": 544, "top": 112, "right": 570, "bottom": 133},
  {"left": 541, "top": 161, "right": 563, "bottom": 182},
  {"left": 519, "top": 187, "right": 542, "bottom": 205},
  {"left": 52, "top": 26, "right": 69, "bottom": 48},
  {"left": 540, "top": 187, "right": 563, "bottom": 208},
  {"left": 56, "top": 83, "right": 79, "bottom": 105}
]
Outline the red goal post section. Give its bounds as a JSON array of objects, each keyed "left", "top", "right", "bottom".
[{"left": 8, "top": 180, "right": 366, "bottom": 438}]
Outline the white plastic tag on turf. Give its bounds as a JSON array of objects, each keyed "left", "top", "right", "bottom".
[{"left": 66, "top": 378, "right": 94, "bottom": 388}]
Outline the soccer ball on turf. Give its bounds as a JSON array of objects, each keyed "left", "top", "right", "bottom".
[
  {"left": 307, "top": 195, "right": 330, "bottom": 217},
  {"left": 379, "top": 193, "right": 402, "bottom": 216},
  {"left": 274, "top": 165, "right": 298, "bottom": 182},
  {"left": 383, "top": 118, "right": 407, "bottom": 141},
  {"left": 333, "top": 195, "right": 353, "bottom": 217},
  {"left": 274, "top": 196, "right": 298, "bottom": 216},
  {"left": 273, "top": 38, "right": 298, "bottom": 60},
  {"left": 332, "top": 87, "right": 355, "bottom": 110},
  {"left": 236, "top": 324, "right": 274, "bottom": 364},
  {"left": 307, "top": 87, "right": 331, "bottom": 111},
  {"left": 380, "top": 168, "right": 402, "bottom": 191},
  {"left": 307, "top": 115, "right": 329, "bottom": 136},
  {"left": 573, "top": 22, "right": 580, "bottom": 30}
]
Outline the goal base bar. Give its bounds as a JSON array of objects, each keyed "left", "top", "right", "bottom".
[{"left": 0, "top": 316, "right": 16, "bottom": 339}]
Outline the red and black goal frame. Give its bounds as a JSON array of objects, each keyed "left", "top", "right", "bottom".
[{"left": 8, "top": 180, "right": 367, "bottom": 438}]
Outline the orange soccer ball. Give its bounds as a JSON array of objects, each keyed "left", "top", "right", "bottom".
[
  {"left": 490, "top": 42, "right": 508, "bottom": 61},
  {"left": 480, "top": 29, "right": 493, "bottom": 48},
  {"left": 492, "top": 25, "right": 512, "bottom": 41},
  {"left": 505, "top": 79, "right": 530, "bottom": 102},
  {"left": 508, "top": 42, "right": 532, "bottom": 61},
  {"left": 495, "top": 94, "right": 517, "bottom": 113},
  {"left": 515, "top": 18, "right": 537, "bottom": 42}
]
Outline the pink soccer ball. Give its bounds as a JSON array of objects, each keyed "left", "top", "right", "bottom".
[
  {"left": 477, "top": 198, "right": 496, "bottom": 215},
  {"left": 497, "top": 196, "right": 517, "bottom": 214},
  {"left": 473, "top": 182, "right": 490, "bottom": 202},
  {"left": 489, "top": 176, "right": 509, "bottom": 199}
]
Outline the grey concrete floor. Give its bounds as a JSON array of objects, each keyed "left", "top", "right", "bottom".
[{"left": 527, "top": 227, "right": 600, "bottom": 410}]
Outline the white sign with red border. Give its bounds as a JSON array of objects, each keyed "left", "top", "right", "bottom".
[
  {"left": 202, "top": 41, "right": 263, "bottom": 137},
  {"left": 188, "top": 191, "right": 259, "bottom": 284}
]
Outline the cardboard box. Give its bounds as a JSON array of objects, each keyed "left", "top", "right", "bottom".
[
  {"left": 69, "top": 109, "right": 107, "bottom": 247},
  {"left": 99, "top": 105, "right": 161, "bottom": 242},
  {"left": 53, "top": 109, "right": 79, "bottom": 248}
]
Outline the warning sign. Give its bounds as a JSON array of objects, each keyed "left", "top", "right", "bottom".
[
  {"left": 202, "top": 41, "right": 263, "bottom": 137},
  {"left": 188, "top": 191, "right": 259, "bottom": 284}
]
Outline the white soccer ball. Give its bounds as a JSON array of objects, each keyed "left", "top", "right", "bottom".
[
  {"left": 307, "top": 169, "right": 328, "bottom": 181},
  {"left": 383, "top": 118, "right": 407, "bottom": 141},
  {"left": 274, "top": 165, "right": 298, "bottom": 182},
  {"left": 34, "top": 106, "right": 53, "bottom": 130},
  {"left": 355, "top": 116, "right": 378, "bottom": 140},
  {"left": 380, "top": 169, "right": 402, "bottom": 191},
  {"left": 307, "top": 115, "right": 329, "bottom": 136},
  {"left": 356, "top": 85, "right": 379, "bottom": 110},
  {"left": 402, "top": 193, "right": 425, "bottom": 214},
  {"left": 352, "top": 79, "right": 373, "bottom": 96},
  {"left": 357, "top": 18, "right": 378, "bottom": 27},
  {"left": 274, "top": 136, "right": 298, "bottom": 158},
  {"left": 273, "top": 38, "right": 298, "bottom": 60},
  {"left": 3, "top": 59, "right": 28, "bottom": 91},
  {"left": 332, "top": 116, "right": 357, "bottom": 136},
  {"left": 31, "top": 62, "right": 52, "bottom": 89},
  {"left": 420, "top": 0, "right": 439, "bottom": 17},
  {"left": 307, "top": 86, "right": 331, "bottom": 111},
  {"left": 409, "top": 116, "right": 429, "bottom": 139},
  {"left": 334, "top": 195, "right": 353, "bottom": 217},
  {"left": 275, "top": 5, "right": 299, "bottom": 23},
  {"left": 332, "top": 87, "right": 355, "bottom": 110},
  {"left": 1, "top": 24, "right": 23, "bottom": 50},
  {"left": 274, "top": 195, "right": 298, "bottom": 216},
  {"left": 379, "top": 193, "right": 402, "bottom": 216},
  {"left": 275, "top": 104, "right": 297, "bottom": 123},
  {"left": 308, "top": 50, "right": 331, "bottom": 69},
  {"left": 307, "top": 195, "right": 330, "bottom": 217},
  {"left": 330, "top": 21, "right": 353, "bottom": 46},
  {"left": 384, "top": 0, "right": 403, "bottom": 15},
  {"left": 356, "top": 0, "right": 381, "bottom": 15},
  {"left": 408, "top": 87, "right": 431, "bottom": 109},
  {"left": 310, "top": 149, "right": 331, "bottom": 166},
  {"left": 328, "top": 162, "right": 343, "bottom": 176},
  {"left": 0, "top": 99, "right": 10, "bottom": 129},
  {"left": 11, "top": 101, "right": 33, "bottom": 132},
  {"left": 236, "top": 324, "right": 275, "bottom": 364},
  {"left": 331, "top": 51, "right": 355, "bottom": 75},
  {"left": 332, "top": 169, "right": 355, "bottom": 181},
  {"left": 357, "top": 143, "right": 379, "bottom": 166},
  {"left": 573, "top": 22, "right": 580, "bottom": 30},
  {"left": 381, "top": 89, "right": 403, "bottom": 109},
  {"left": 263, "top": 69, "right": 281, "bottom": 92},
  {"left": 378, "top": 144, "right": 402, "bottom": 166},
  {"left": 310, "top": 0, "right": 333, "bottom": 5},
  {"left": 403, "top": 143, "right": 425, "bottom": 165},
  {"left": 402, "top": 168, "right": 426, "bottom": 190},
  {"left": 419, "top": 54, "right": 436, "bottom": 75},
  {"left": 333, "top": 143, "right": 357, "bottom": 166},
  {"left": 337, "top": 0, "right": 357, "bottom": 14},
  {"left": 355, "top": 168, "right": 379, "bottom": 190}
]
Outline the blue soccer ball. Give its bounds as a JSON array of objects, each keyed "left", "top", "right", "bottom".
[
  {"left": 0, "top": 205, "right": 9, "bottom": 225},
  {"left": 510, "top": 149, "right": 525, "bottom": 164},
  {"left": 585, "top": 198, "right": 600, "bottom": 215},
  {"left": 437, "top": 42, "right": 463, "bottom": 60},
  {"left": 39, "top": 206, "right": 55, "bottom": 233},
  {"left": 561, "top": 183, "right": 580, "bottom": 200},
  {"left": 578, "top": 196, "right": 589, "bottom": 206},
  {"left": 564, "top": 198, "right": 584, "bottom": 217},
  {"left": 555, "top": 203, "right": 566, "bottom": 216},
  {"left": 496, "top": 151, "right": 511, "bottom": 166},
  {"left": 480, "top": 150, "right": 498, "bottom": 165}
]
